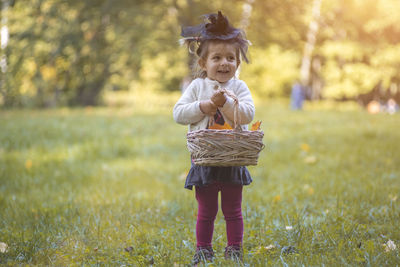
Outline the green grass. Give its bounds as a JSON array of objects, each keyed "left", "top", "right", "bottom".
[{"left": 0, "top": 100, "right": 399, "bottom": 266}]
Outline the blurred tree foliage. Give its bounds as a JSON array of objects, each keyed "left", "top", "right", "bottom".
[
  {"left": 1, "top": 0, "right": 399, "bottom": 107},
  {"left": 317, "top": 0, "right": 400, "bottom": 101}
]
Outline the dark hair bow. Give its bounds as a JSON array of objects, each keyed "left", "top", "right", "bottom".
[{"left": 180, "top": 11, "right": 250, "bottom": 62}]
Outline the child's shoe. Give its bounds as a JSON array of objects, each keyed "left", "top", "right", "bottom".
[
  {"left": 224, "top": 245, "right": 243, "bottom": 262},
  {"left": 192, "top": 246, "right": 214, "bottom": 266}
]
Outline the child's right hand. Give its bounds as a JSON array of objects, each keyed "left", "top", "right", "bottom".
[
  {"left": 200, "top": 100, "right": 217, "bottom": 116},
  {"left": 211, "top": 90, "right": 226, "bottom": 107}
]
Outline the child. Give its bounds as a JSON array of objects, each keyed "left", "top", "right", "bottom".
[{"left": 173, "top": 11, "right": 255, "bottom": 265}]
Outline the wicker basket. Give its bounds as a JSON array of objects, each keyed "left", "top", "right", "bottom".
[{"left": 187, "top": 90, "right": 264, "bottom": 167}]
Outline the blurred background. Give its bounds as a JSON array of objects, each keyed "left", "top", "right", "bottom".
[
  {"left": 0, "top": 0, "right": 399, "bottom": 112},
  {"left": 1, "top": 2, "right": 400, "bottom": 265}
]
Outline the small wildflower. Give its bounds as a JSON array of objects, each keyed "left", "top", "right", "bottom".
[
  {"left": 0, "top": 242, "right": 8, "bottom": 253},
  {"left": 383, "top": 240, "right": 396, "bottom": 252},
  {"left": 256, "top": 244, "right": 276, "bottom": 254},
  {"left": 265, "top": 244, "right": 276, "bottom": 250},
  {"left": 389, "top": 194, "right": 398, "bottom": 201},
  {"left": 304, "top": 155, "right": 317, "bottom": 164},
  {"left": 285, "top": 226, "right": 293, "bottom": 230}
]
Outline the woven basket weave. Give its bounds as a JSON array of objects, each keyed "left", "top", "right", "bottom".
[{"left": 187, "top": 89, "right": 264, "bottom": 167}]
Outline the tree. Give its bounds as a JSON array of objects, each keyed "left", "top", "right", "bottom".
[{"left": 316, "top": 0, "right": 400, "bottom": 101}]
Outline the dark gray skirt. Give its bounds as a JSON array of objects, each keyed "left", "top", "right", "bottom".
[{"left": 184, "top": 162, "right": 253, "bottom": 190}]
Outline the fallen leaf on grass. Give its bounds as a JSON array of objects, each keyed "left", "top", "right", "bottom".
[
  {"left": 0, "top": 242, "right": 8, "bottom": 253},
  {"left": 300, "top": 143, "right": 310, "bottom": 152},
  {"left": 85, "top": 106, "right": 93, "bottom": 113},
  {"left": 303, "top": 184, "right": 314, "bottom": 195},
  {"left": 383, "top": 240, "right": 396, "bottom": 252},
  {"left": 272, "top": 195, "right": 281, "bottom": 203},
  {"left": 25, "top": 159, "right": 33, "bottom": 169}
]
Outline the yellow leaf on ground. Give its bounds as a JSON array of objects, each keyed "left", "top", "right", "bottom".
[
  {"left": 25, "top": 160, "right": 33, "bottom": 169},
  {"left": 303, "top": 184, "right": 315, "bottom": 195},
  {"left": 300, "top": 143, "right": 310, "bottom": 152},
  {"left": 307, "top": 187, "right": 314, "bottom": 195},
  {"left": 273, "top": 195, "right": 281, "bottom": 203}
]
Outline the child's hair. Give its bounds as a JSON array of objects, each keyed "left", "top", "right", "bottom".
[
  {"left": 192, "top": 39, "right": 242, "bottom": 79},
  {"left": 180, "top": 11, "right": 251, "bottom": 79}
]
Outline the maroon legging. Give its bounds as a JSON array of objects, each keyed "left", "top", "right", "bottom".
[{"left": 195, "top": 182, "right": 243, "bottom": 248}]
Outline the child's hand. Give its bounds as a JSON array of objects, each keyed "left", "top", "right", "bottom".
[
  {"left": 200, "top": 100, "right": 217, "bottom": 116},
  {"left": 211, "top": 90, "right": 226, "bottom": 107}
]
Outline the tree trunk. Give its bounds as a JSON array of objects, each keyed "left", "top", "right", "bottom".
[
  {"left": 0, "top": 0, "right": 9, "bottom": 107},
  {"left": 240, "top": 0, "right": 254, "bottom": 31},
  {"left": 236, "top": 0, "right": 254, "bottom": 78},
  {"left": 300, "top": 0, "right": 321, "bottom": 100}
]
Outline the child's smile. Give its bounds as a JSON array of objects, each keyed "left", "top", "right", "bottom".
[{"left": 200, "top": 42, "right": 238, "bottom": 83}]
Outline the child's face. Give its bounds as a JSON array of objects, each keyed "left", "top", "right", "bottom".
[{"left": 200, "top": 42, "right": 238, "bottom": 83}]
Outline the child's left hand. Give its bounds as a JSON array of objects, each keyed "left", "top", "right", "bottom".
[{"left": 211, "top": 90, "right": 227, "bottom": 107}]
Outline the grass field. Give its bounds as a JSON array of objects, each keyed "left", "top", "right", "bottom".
[{"left": 0, "top": 99, "right": 399, "bottom": 266}]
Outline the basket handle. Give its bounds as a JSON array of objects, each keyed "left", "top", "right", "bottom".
[{"left": 208, "top": 87, "right": 242, "bottom": 131}]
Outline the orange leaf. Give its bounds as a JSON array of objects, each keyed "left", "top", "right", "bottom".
[
  {"left": 209, "top": 121, "right": 233, "bottom": 130},
  {"left": 300, "top": 143, "right": 310, "bottom": 152},
  {"left": 25, "top": 160, "right": 33, "bottom": 169},
  {"left": 251, "top": 121, "right": 262, "bottom": 131},
  {"left": 273, "top": 195, "right": 281, "bottom": 203}
]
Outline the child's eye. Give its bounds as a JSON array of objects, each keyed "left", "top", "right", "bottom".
[
  {"left": 212, "top": 56, "right": 220, "bottom": 60},
  {"left": 228, "top": 56, "right": 235, "bottom": 61}
]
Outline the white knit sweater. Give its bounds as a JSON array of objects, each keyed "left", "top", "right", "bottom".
[{"left": 173, "top": 77, "right": 255, "bottom": 132}]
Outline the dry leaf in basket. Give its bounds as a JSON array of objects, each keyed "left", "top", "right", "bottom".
[
  {"left": 208, "top": 121, "right": 233, "bottom": 130},
  {"left": 251, "top": 120, "right": 262, "bottom": 131}
]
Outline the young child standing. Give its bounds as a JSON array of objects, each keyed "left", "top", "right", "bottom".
[{"left": 173, "top": 11, "right": 255, "bottom": 265}]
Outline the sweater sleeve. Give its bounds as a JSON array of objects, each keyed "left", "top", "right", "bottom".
[
  {"left": 173, "top": 80, "right": 205, "bottom": 125},
  {"left": 220, "top": 80, "right": 255, "bottom": 125}
]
